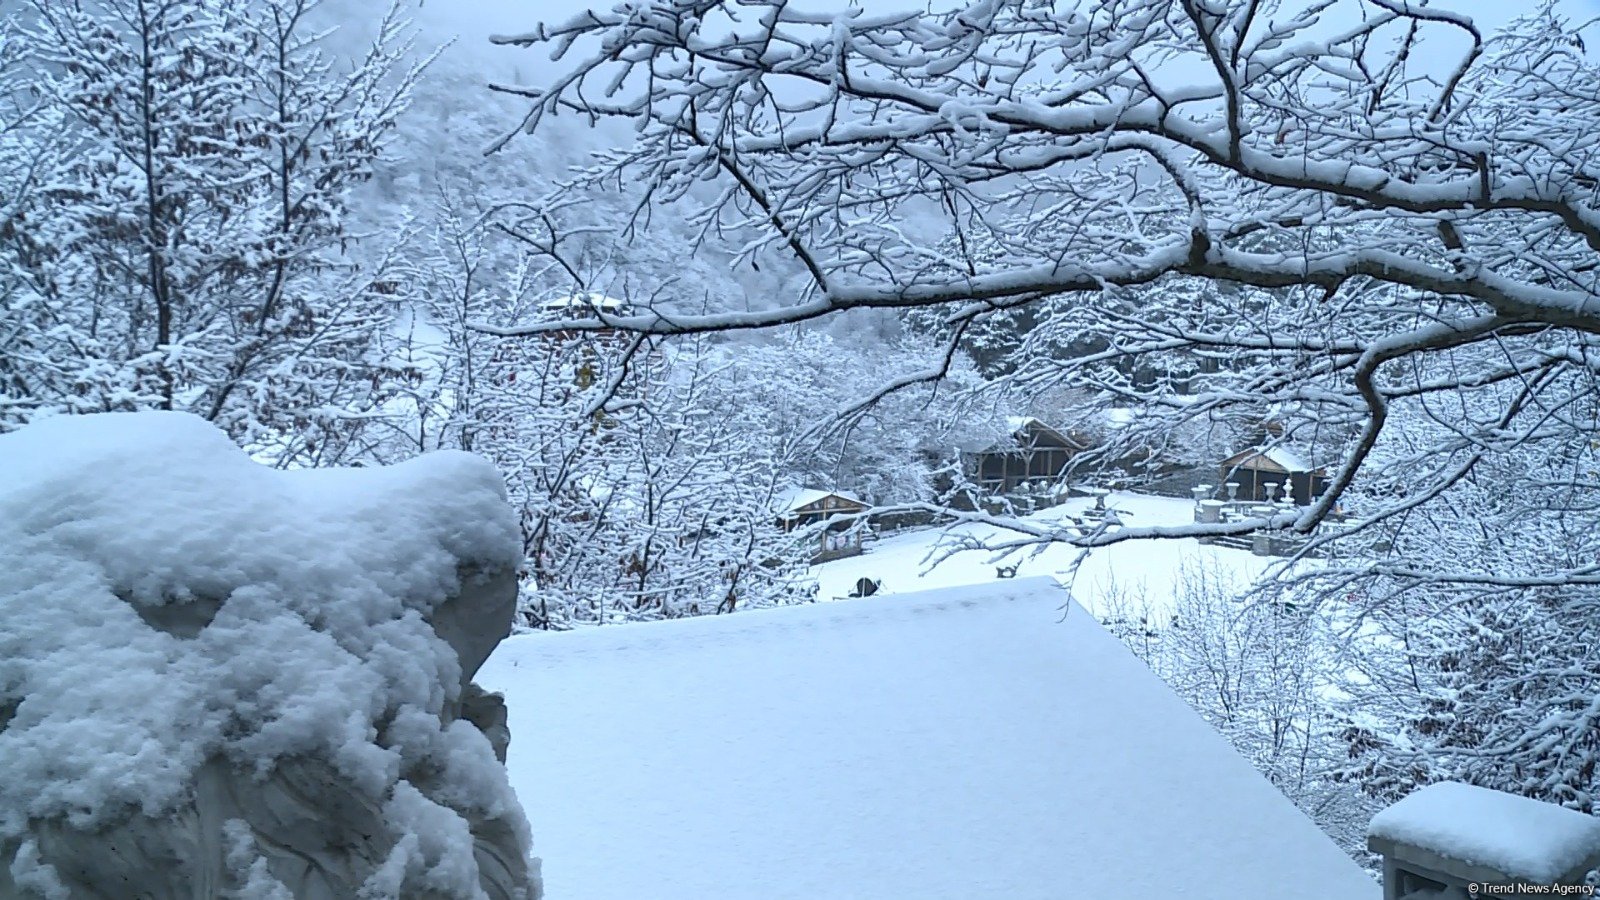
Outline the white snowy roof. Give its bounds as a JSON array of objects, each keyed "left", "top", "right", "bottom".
[
  {"left": 973, "top": 416, "right": 1086, "bottom": 453},
  {"left": 1227, "top": 445, "right": 1318, "bottom": 473},
  {"left": 1005, "top": 414, "right": 1036, "bottom": 432},
  {"left": 480, "top": 577, "right": 1377, "bottom": 900},
  {"left": 771, "top": 487, "right": 865, "bottom": 515},
  {"left": 1368, "top": 782, "right": 1600, "bottom": 884},
  {"left": 1263, "top": 446, "right": 1315, "bottom": 472}
]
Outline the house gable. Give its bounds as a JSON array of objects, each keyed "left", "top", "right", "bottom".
[{"left": 773, "top": 488, "right": 868, "bottom": 519}]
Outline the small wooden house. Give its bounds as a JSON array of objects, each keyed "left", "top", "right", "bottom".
[
  {"left": 965, "top": 417, "right": 1091, "bottom": 495},
  {"left": 773, "top": 488, "right": 869, "bottom": 562},
  {"left": 1218, "top": 446, "right": 1328, "bottom": 506}
]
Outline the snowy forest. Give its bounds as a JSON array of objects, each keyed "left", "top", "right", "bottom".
[{"left": 4, "top": 0, "right": 1600, "bottom": 888}]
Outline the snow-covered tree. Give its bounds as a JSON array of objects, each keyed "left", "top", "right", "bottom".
[
  {"left": 701, "top": 330, "right": 993, "bottom": 505},
  {"left": 1323, "top": 417, "right": 1600, "bottom": 812},
  {"left": 1, "top": 0, "right": 426, "bottom": 465},
  {"left": 1338, "top": 580, "right": 1600, "bottom": 815},
  {"left": 388, "top": 193, "right": 816, "bottom": 629}
]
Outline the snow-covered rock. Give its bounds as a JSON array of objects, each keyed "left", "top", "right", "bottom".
[{"left": 0, "top": 412, "right": 538, "bottom": 899}]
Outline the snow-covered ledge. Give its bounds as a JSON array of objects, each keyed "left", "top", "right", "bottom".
[
  {"left": 0, "top": 413, "right": 539, "bottom": 899},
  {"left": 1368, "top": 782, "right": 1600, "bottom": 899}
]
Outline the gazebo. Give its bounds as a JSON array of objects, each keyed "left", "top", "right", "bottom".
[
  {"left": 772, "top": 488, "right": 869, "bottom": 562},
  {"left": 1218, "top": 446, "right": 1329, "bottom": 506},
  {"left": 964, "top": 417, "right": 1091, "bottom": 496}
]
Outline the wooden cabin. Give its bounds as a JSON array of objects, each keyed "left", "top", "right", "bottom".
[
  {"left": 1218, "top": 446, "right": 1328, "bottom": 506},
  {"left": 964, "top": 417, "right": 1091, "bottom": 495},
  {"left": 773, "top": 488, "right": 869, "bottom": 562}
]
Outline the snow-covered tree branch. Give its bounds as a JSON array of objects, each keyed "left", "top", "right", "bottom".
[{"left": 487, "top": 0, "right": 1600, "bottom": 574}]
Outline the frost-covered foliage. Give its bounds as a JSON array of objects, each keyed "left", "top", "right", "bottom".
[
  {"left": 1338, "top": 584, "right": 1600, "bottom": 814},
  {"left": 1264, "top": 375, "right": 1600, "bottom": 813},
  {"left": 508, "top": 338, "right": 819, "bottom": 629},
  {"left": 704, "top": 330, "right": 994, "bottom": 505},
  {"left": 375, "top": 201, "right": 822, "bottom": 629},
  {"left": 0, "top": 411, "right": 535, "bottom": 898},
  {"left": 0, "top": 0, "right": 428, "bottom": 466}
]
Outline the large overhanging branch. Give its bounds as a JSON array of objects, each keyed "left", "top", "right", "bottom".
[
  {"left": 481, "top": 0, "right": 1600, "bottom": 344},
  {"left": 486, "top": 0, "right": 1600, "bottom": 590},
  {"left": 474, "top": 242, "right": 1600, "bottom": 338}
]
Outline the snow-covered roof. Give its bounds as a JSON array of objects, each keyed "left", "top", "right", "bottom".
[
  {"left": 1004, "top": 414, "right": 1036, "bottom": 432},
  {"left": 771, "top": 487, "right": 865, "bottom": 515},
  {"left": 1225, "top": 445, "right": 1319, "bottom": 473},
  {"left": 1368, "top": 782, "right": 1600, "bottom": 884},
  {"left": 479, "top": 577, "right": 1376, "bottom": 900},
  {"left": 1263, "top": 446, "right": 1315, "bottom": 472},
  {"left": 968, "top": 416, "right": 1088, "bottom": 453},
  {"left": 537, "top": 291, "right": 631, "bottom": 315}
]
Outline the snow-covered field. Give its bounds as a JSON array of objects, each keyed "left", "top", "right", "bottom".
[
  {"left": 480, "top": 577, "right": 1374, "bottom": 899},
  {"left": 813, "top": 491, "right": 1274, "bottom": 618}
]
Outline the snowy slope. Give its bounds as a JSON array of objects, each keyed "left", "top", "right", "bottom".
[
  {"left": 480, "top": 577, "right": 1376, "bottom": 900},
  {"left": 813, "top": 491, "right": 1274, "bottom": 616}
]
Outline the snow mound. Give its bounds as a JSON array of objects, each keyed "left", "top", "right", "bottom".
[
  {"left": 481, "top": 576, "right": 1374, "bottom": 900},
  {"left": 0, "top": 412, "right": 536, "bottom": 898},
  {"left": 1368, "top": 782, "right": 1600, "bottom": 884}
]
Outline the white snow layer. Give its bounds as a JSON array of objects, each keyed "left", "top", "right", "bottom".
[
  {"left": 0, "top": 412, "right": 529, "bottom": 889},
  {"left": 772, "top": 486, "right": 864, "bottom": 515},
  {"left": 809, "top": 490, "right": 1274, "bottom": 617},
  {"left": 1368, "top": 782, "right": 1600, "bottom": 883},
  {"left": 480, "top": 576, "right": 1376, "bottom": 900}
]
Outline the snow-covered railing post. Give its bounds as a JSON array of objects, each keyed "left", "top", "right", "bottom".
[{"left": 1367, "top": 783, "right": 1600, "bottom": 900}]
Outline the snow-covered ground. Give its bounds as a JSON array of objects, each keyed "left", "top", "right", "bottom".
[
  {"left": 480, "top": 577, "right": 1376, "bottom": 900},
  {"left": 813, "top": 491, "right": 1274, "bottom": 618}
]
